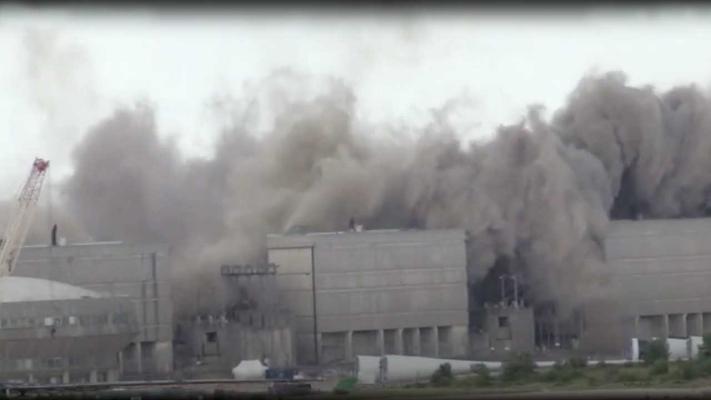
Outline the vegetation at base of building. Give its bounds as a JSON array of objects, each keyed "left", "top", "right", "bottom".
[
  {"left": 643, "top": 339, "right": 669, "bottom": 365},
  {"left": 411, "top": 339, "right": 711, "bottom": 392},
  {"left": 430, "top": 363, "right": 454, "bottom": 387},
  {"left": 501, "top": 352, "right": 536, "bottom": 382},
  {"left": 649, "top": 359, "right": 669, "bottom": 375},
  {"left": 472, "top": 364, "right": 492, "bottom": 387},
  {"left": 333, "top": 377, "right": 358, "bottom": 394}
]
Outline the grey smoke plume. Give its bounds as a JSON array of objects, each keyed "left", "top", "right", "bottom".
[{"left": 60, "top": 69, "right": 711, "bottom": 316}]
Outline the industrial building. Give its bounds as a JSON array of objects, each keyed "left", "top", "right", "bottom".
[
  {"left": 4, "top": 215, "right": 711, "bottom": 383},
  {"left": 468, "top": 218, "right": 711, "bottom": 360},
  {"left": 0, "top": 276, "right": 137, "bottom": 383},
  {"left": 15, "top": 242, "right": 173, "bottom": 379},
  {"left": 267, "top": 228, "right": 470, "bottom": 365},
  {"left": 581, "top": 218, "right": 711, "bottom": 357},
  {"left": 173, "top": 263, "right": 294, "bottom": 378}
]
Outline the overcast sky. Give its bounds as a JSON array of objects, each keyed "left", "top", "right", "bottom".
[{"left": 2, "top": 5, "right": 711, "bottom": 200}]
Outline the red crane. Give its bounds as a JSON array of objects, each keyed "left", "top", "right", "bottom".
[{"left": 0, "top": 158, "right": 50, "bottom": 276}]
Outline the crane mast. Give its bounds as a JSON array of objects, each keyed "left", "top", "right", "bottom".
[{"left": 0, "top": 158, "right": 49, "bottom": 277}]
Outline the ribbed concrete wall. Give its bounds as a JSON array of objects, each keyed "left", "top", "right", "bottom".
[
  {"left": 582, "top": 218, "right": 711, "bottom": 356},
  {"left": 267, "top": 229, "right": 469, "bottom": 364},
  {"left": 606, "top": 218, "right": 711, "bottom": 317}
]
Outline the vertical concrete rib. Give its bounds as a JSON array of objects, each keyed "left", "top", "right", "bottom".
[
  {"left": 376, "top": 329, "right": 385, "bottom": 355},
  {"left": 345, "top": 330, "right": 353, "bottom": 361},
  {"left": 395, "top": 328, "right": 403, "bottom": 355},
  {"left": 135, "top": 341, "right": 143, "bottom": 375},
  {"left": 413, "top": 328, "right": 421, "bottom": 355},
  {"left": 663, "top": 314, "right": 670, "bottom": 339}
]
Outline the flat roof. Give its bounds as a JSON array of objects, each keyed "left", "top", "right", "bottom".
[{"left": 267, "top": 228, "right": 467, "bottom": 248}]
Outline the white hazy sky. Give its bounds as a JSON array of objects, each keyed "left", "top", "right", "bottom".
[{"left": 2, "top": 5, "right": 711, "bottom": 199}]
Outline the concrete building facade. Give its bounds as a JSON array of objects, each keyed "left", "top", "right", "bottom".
[
  {"left": 0, "top": 276, "right": 137, "bottom": 383},
  {"left": 173, "top": 264, "right": 295, "bottom": 377},
  {"left": 15, "top": 242, "right": 173, "bottom": 379},
  {"left": 267, "top": 229, "right": 470, "bottom": 365},
  {"left": 579, "top": 218, "right": 711, "bottom": 357}
]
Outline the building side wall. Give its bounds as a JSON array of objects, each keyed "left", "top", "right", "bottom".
[
  {"left": 267, "top": 229, "right": 469, "bottom": 364},
  {"left": 16, "top": 243, "right": 173, "bottom": 377},
  {"left": 0, "top": 298, "right": 136, "bottom": 384},
  {"left": 584, "top": 218, "right": 711, "bottom": 356}
]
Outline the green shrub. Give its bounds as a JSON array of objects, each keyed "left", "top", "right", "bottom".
[
  {"left": 567, "top": 356, "right": 588, "bottom": 369},
  {"left": 333, "top": 377, "right": 357, "bottom": 394},
  {"left": 695, "top": 357, "right": 711, "bottom": 377},
  {"left": 603, "top": 366, "right": 620, "bottom": 381},
  {"left": 649, "top": 359, "right": 668, "bottom": 376},
  {"left": 623, "top": 361, "right": 634, "bottom": 368},
  {"left": 502, "top": 352, "right": 536, "bottom": 382},
  {"left": 698, "top": 334, "right": 711, "bottom": 360},
  {"left": 472, "top": 364, "right": 492, "bottom": 387},
  {"left": 541, "top": 362, "right": 564, "bottom": 383},
  {"left": 543, "top": 363, "right": 583, "bottom": 385},
  {"left": 676, "top": 360, "right": 698, "bottom": 380},
  {"left": 430, "top": 363, "right": 454, "bottom": 387},
  {"left": 595, "top": 360, "right": 608, "bottom": 369},
  {"left": 617, "top": 370, "right": 640, "bottom": 383},
  {"left": 643, "top": 339, "right": 669, "bottom": 365}
]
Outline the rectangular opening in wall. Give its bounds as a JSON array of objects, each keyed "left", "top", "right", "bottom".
[
  {"left": 352, "top": 330, "right": 379, "bottom": 356},
  {"left": 668, "top": 314, "right": 685, "bottom": 338},
  {"left": 206, "top": 331, "right": 218, "bottom": 343},
  {"left": 321, "top": 332, "right": 347, "bottom": 364},
  {"left": 420, "top": 327, "right": 436, "bottom": 357},
  {"left": 638, "top": 315, "right": 665, "bottom": 340},
  {"left": 687, "top": 314, "right": 702, "bottom": 337},
  {"left": 141, "top": 341, "right": 158, "bottom": 372},
  {"left": 437, "top": 326, "right": 452, "bottom": 358},
  {"left": 402, "top": 328, "right": 416, "bottom": 356},
  {"left": 383, "top": 329, "right": 398, "bottom": 354},
  {"left": 703, "top": 313, "right": 711, "bottom": 335},
  {"left": 496, "top": 315, "right": 512, "bottom": 341}
]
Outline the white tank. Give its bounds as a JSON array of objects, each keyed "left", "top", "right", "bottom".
[{"left": 232, "top": 359, "right": 267, "bottom": 380}]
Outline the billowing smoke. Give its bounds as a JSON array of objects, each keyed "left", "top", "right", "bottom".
[{"left": 58, "top": 69, "right": 711, "bottom": 316}]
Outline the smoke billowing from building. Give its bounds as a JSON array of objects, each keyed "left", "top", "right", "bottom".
[{"left": 57, "top": 69, "right": 711, "bottom": 316}]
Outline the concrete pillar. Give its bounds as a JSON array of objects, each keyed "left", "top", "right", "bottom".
[
  {"left": 284, "top": 328, "right": 294, "bottom": 366},
  {"left": 376, "top": 330, "right": 385, "bottom": 355},
  {"left": 395, "top": 328, "right": 403, "bottom": 355},
  {"left": 663, "top": 314, "right": 670, "bottom": 339},
  {"left": 117, "top": 351, "right": 124, "bottom": 375},
  {"left": 345, "top": 331, "right": 353, "bottom": 361},
  {"left": 682, "top": 313, "right": 689, "bottom": 337},
  {"left": 702, "top": 314, "right": 707, "bottom": 334},
  {"left": 432, "top": 326, "right": 440, "bottom": 357},
  {"left": 135, "top": 341, "right": 143, "bottom": 374},
  {"left": 633, "top": 315, "right": 640, "bottom": 338},
  {"left": 413, "top": 328, "right": 421, "bottom": 356},
  {"left": 28, "top": 373, "right": 34, "bottom": 384},
  {"left": 90, "top": 370, "right": 98, "bottom": 383},
  {"left": 62, "top": 370, "right": 70, "bottom": 384},
  {"left": 316, "top": 333, "right": 323, "bottom": 365}
]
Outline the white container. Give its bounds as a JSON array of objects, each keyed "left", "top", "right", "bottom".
[
  {"left": 232, "top": 359, "right": 267, "bottom": 380},
  {"left": 356, "top": 355, "right": 382, "bottom": 384},
  {"left": 667, "top": 338, "right": 689, "bottom": 361}
]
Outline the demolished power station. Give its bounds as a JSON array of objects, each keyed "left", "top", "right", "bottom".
[
  {"left": 7, "top": 72, "right": 711, "bottom": 383},
  {"left": 2, "top": 217, "right": 710, "bottom": 383}
]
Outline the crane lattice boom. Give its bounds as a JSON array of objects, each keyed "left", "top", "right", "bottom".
[{"left": 0, "top": 158, "right": 49, "bottom": 277}]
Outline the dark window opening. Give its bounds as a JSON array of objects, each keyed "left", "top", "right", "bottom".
[
  {"left": 205, "top": 331, "right": 217, "bottom": 343},
  {"left": 498, "top": 316, "right": 509, "bottom": 328}
]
